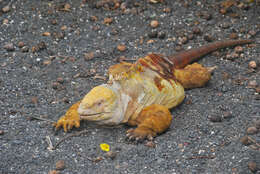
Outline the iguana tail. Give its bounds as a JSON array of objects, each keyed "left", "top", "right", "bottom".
[{"left": 169, "top": 39, "right": 253, "bottom": 69}]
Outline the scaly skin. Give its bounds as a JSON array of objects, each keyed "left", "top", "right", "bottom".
[{"left": 55, "top": 39, "right": 252, "bottom": 141}]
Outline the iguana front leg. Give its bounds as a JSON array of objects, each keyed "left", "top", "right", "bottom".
[
  {"left": 55, "top": 101, "right": 81, "bottom": 132},
  {"left": 126, "top": 104, "right": 172, "bottom": 141}
]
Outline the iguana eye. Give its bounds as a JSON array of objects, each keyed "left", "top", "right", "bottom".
[{"left": 96, "top": 100, "right": 104, "bottom": 106}]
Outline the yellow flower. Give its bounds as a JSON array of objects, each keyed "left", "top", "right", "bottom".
[{"left": 100, "top": 143, "right": 110, "bottom": 152}]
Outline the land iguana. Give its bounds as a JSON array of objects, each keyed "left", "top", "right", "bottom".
[{"left": 55, "top": 39, "right": 252, "bottom": 141}]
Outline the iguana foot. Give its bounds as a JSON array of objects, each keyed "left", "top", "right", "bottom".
[
  {"left": 54, "top": 101, "right": 81, "bottom": 132},
  {"left": 126, "top": 128, "right": 155, "bottom": 141},
  {"left": 126, "top": 104, "right": 172, "bottom": 141},
  {"left": 174, "top": 63, "right": 212, "bottom": 89}
]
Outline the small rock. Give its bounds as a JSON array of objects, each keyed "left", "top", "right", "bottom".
[
  {"left": 17, "top": 41, "right": 25, "bottom": 48},
  {"left": 209, "top": 115, "right": 222, "bottom": 122},
  {"left": 53, "top": 32, "right": 65, "bottom": 40},
  {"left": 104, "top": 17, "right": 113, "bottom": 25},
  {"left": 105, "top": 151, "right": 117, "bottom": 160},
  {"left": 48, "top": 170, "right": 60, "bottom": 174},
  {"left": 21, "top": 46, "right": 29, "bottom": 52},
  {"left": 234, "top": 46, "right": 243, "bottom": 53},
  {"left": 38, "top": 41, "right": 47, "bottom": 50},
  {"left": 120, "top": 2, "right": 127, "bottom": 10},
  {"left": 220, "top": 22, "right": 230, "bottom": 29},
  {"left": 0, "top": 130, "right": 4, "bottom": 135},
  {"left": 249, "top": 144, "right": 259, "bottom": 150},
  {"left": 60, "top": 25, "right": 67, "bottom": 31},
  {"left": 163, "top": 7, "right": 171, "bottom": 13},
  {"left": 187, "top": 34, "right": 194, "bottom": 40},
  {"left": 52, "top": 82, "right": 60, "bottom": 90},
  {"left": 248, "top": 61, "right": 257, "bottom": 69},
  {"left": 254, "top": 120, "right": 260, "bottom": 129},
  {"left": 93, "top": 156, "right": 103, "bottom": 163},
  {"left": 43, "top": 60, "right": 51, "bottom": 65},
  {"left": 31, "top": 46, "right": 39, "bottom": 53},
  {"left": 51, "top": 19, "right": 57, "bottom": 25},
  {"left": 204, "top": 35, "right": 214, "bottom": 42},
  {"left": 175, "top": 45, "right": 183, "bottom": 52},
  {"left": 149, "top": 0, "right": 161, "bottom": 3},
  {"left": 150, "top": 20, "right": 159, "bottom": 28},
  {"left": 192, "top": 27, "right": 201, "bottom": 35},
  {"left": 148, "top": 30, "right": 158, "bottom": 38},
  {"left": 147, "top": 39, "right": 155, "bottom": 44},
  {"left": 248, "top": 161, "right": 258, "bottom": 173},
  {"left": 3, "top": 19, "right": 8, "bottom": 24},
  {"left": 2, "top": 5, "right": 10, "bottom": 13},
  {"left": 145, "top": 141, "right": 156, "bottom": 148},
  {"left": 56, "top": 77, "right": 64, "bottom": 84},
  {"left": 226, "top": 52, "right": 239, "bottom": 60},
  {"left": 178, "top": 143, "right": 183, "bottom": 148},
  {"left": 117, "top": 44, "right": 126, "bottom": 52},
  {"left": 60, "top": 3, "right": 71, "bottom": 12},
  {"left": 55, "top": 160, "right": 65, "bottom": 170},
  {"left": 158, "top": 31, "right": 166, "bottom": 39},
  {"left": 68, "top": 57, "right": 76, "bottom": 62},
  {"left": 248, "top": 80, "right": 258, "bottom": 88},
  {"left": 90, "top": 16, "right": 98, "bottom": 22},
  {"left": 63, "top": 97, "right": 70, "bottom": 104},
  {"left": 201, "top": 12, "right": 212, "bottom": 20},
  {"left": 111, "top": 28, "right": 118, "bottom": 35},
  {"left": 31, "top": 97, "right": 38, "bottom": 104},
  {"left": 229, "top": 33, "right": 238, "bottom": 39},
  {"left": 248, "top": 30, "right": 257, "bottom": 36},
  {"left": 247, "top": 127, "right": 258, "bottom": 135},
  {"left": 254, "top": 95, "right": 260, "bottom": 100},
  {"left": 240, "top": 136, "right": 251, "bottom": 145},
  {"left": 179, "top": 36, "right": 188, "bottom": 44},
  {"left": 84, "top": 52, "right": 95, "bottom": 61},
  {"left": 42, "top": 32, "right": 51, "bottom": 36},
  {"left": 219, "top": 8, "right": 227, "bottom": 15},
  {"left": 4, "top": 43, "right": 15, "bottom": 51},
  {"left": 223, "top": 111, "right": 232, "bottom": 119},
  {"left": 255, "top": 87, "right": 260, "bottom": 94}
]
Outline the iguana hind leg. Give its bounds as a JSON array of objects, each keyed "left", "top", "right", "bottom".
[
  {"left": 126, "top": 104, "right": 172, "bottom": 141},
  {"left": 173, "top": 63, "right": 215, "bottom": 89},
  {"left": 54, "top": 101, "right": 81, "bottom": 132}
]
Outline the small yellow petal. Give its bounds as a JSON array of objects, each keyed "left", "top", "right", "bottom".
[{"left": 100, "top": 143, "right": 110, "bottom": 152}]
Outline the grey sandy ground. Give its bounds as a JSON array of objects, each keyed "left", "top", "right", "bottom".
[{"left": 0, "top": 0, "right": 259, "bottom": 173}]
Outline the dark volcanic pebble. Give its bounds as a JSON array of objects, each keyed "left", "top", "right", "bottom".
[
  {"left": 158, "top": 31, "right": 166, "bottom": 39},
  {"left": 4, "top": 43, "right": 15, "bottom": 51},
  {"left": 148, "top": 30, "right": 158, "bottom": 38},
  {"left": 209, "top": 115, "right": 222, "bottom": 122}
]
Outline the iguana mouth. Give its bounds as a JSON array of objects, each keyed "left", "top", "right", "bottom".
[
  {"left": 79, "top": 112, "right": 112, "bottom": 120},
  {"left": 80, "top": 112, "right": 111, "bottom": 116}
]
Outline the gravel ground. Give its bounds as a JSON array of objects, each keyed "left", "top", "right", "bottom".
[{"left": 0, "top": 0, "right": 260, "bottom": 173}]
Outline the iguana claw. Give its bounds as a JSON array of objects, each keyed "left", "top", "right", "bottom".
[
  {"left": 126, "top": 127, "right": 156, "bottom": 141},
  {"left": 55, "top": 115, "right": 80, "bottom": 132},
  {"left": 54, "top": 101, "right": 81, "bottom": 132}
]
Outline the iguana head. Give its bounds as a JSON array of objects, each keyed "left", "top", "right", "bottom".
[{"left": 77, "top": 85, "right": 120, "bottom": 124}]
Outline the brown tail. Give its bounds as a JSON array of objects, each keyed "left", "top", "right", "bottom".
[{"left": 169, "top": 39, "right": 253, "bottom": 69}]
